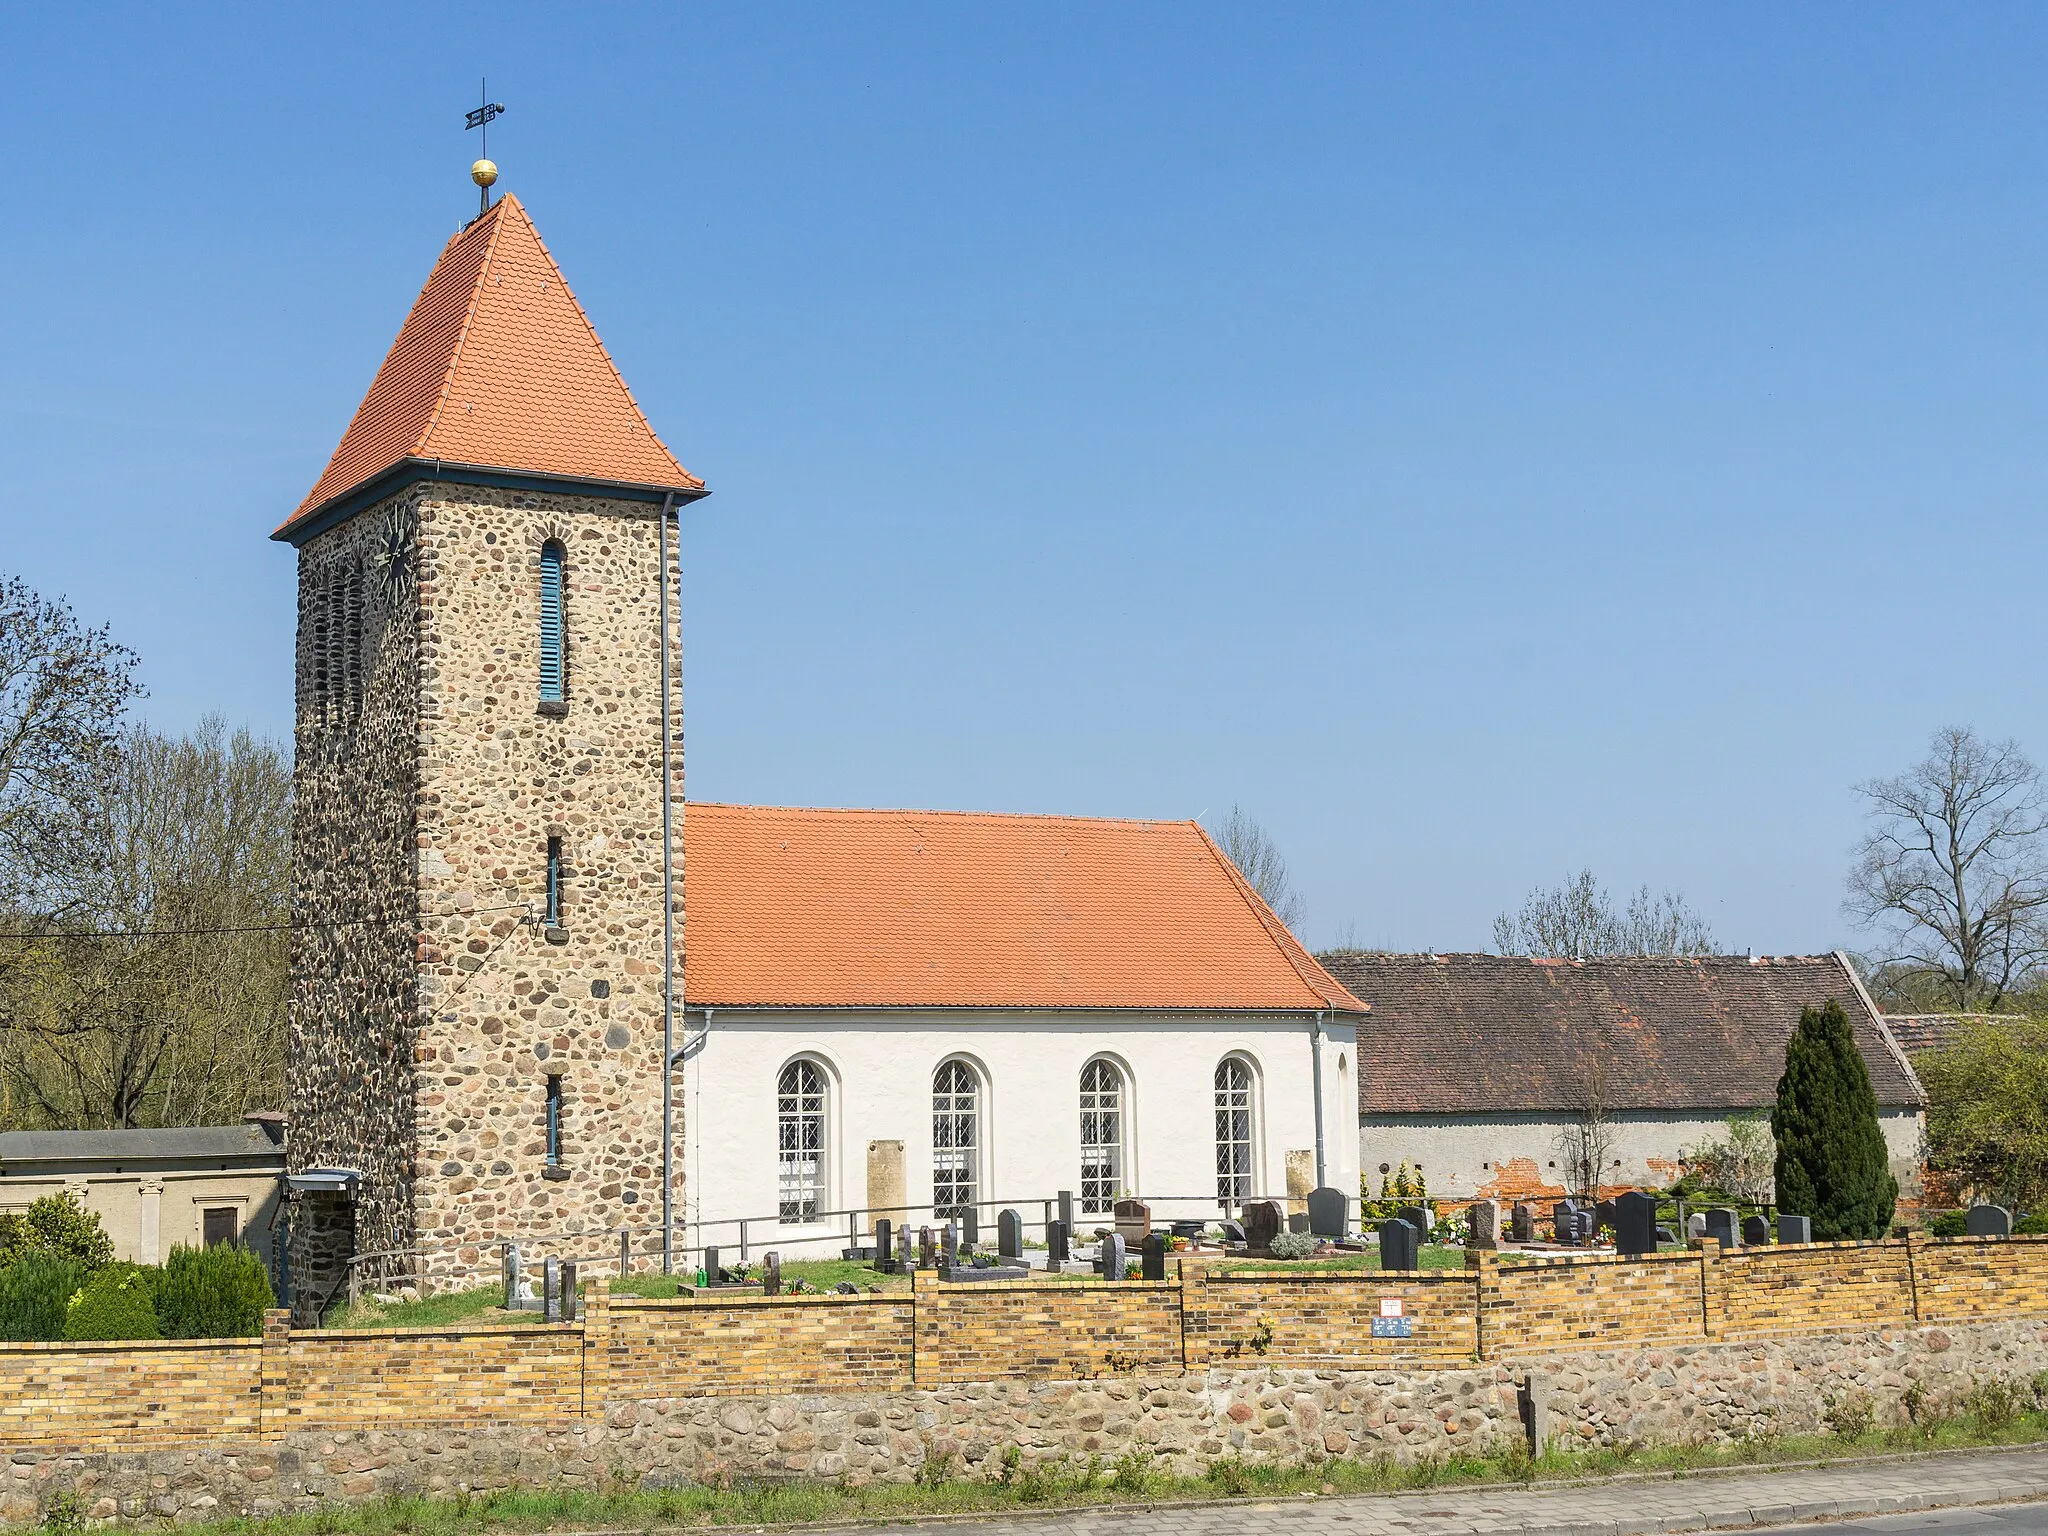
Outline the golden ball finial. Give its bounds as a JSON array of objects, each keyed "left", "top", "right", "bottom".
[{"left": 471, "top": 158, "right": 499, "bottom": 189}]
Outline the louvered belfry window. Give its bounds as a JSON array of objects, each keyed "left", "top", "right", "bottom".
[{"left": 538, "top": 541, "right": 566, "bottom": 702}]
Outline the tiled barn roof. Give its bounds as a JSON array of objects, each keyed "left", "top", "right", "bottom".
[
  {"left": 1882, "top": 1013, "right": 2002, "bottom": 1057},
  {"left": 1318, "top": 951, "right": 1922, "bottom": 1114},
  {"left": 682, "top": 803, "right": 1365, "bottom": 1013},
  {"left": 279, "top": 194, "right": 700, "bottom": 537}
]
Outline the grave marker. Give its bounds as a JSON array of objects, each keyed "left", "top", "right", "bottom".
[
  {"left": 1703, "top": 1209, "right": 1738, "bottom": 1249},
  {"left": 1966, "top": 1204, "right": 2014, "bottom": 1237},
  {"left": 875, "top": 1218, "right": 895, "bottom": 1274},
  {"left": 702, "top": 1245, "right": 722, "bottom": 1286},
  {"left": 1741, "top": 1213, "right": 1772, "bottom": 1247},
  {"left": 1047, "top": 1219, "right": 1070, "bottom": 1265},
  {"left": 1141, "top": 1233, "right": 1167, "bottom": 1280},
  {"left": 919, "top": 1226, "right": 937, "bottom": 1271},
  {"left": 1101, "top": 1231, "right": 1127, "bottom": 1280},
  {"left": 1510, "top": 1203, "right": 1534, "bottom": 1243},
  {"left": 1613, "top": 1190, "right": 1657, "bottom": 1256},
  {"left": 997, "top": 1209, "right": 1024, "bottom": 1259},
  {"left": 763, "top": 1253, "right": 782, "bottom": 1296},
  {"left": 1466, "top": 1199, "right": 1500, "bottom": 1251},
  {"left": 1114, "top": 1198, "right": 1152, "bottom": 1247},
  {"left": 1307, "top": 1186, "right": 1348, "bottom": 1238},
  {"left": 961, "top": 1207, "right": 979, "bottom": 1246},
  {"left": 1778, "top": 1214, "right": 1812, "bottom": 1246},
  {"left": 1242, "top": 1200, "right": 1284, "bottom": 1253},
  {"left": 1378, "top": 1216, "right": 1421, "bottom": 1271},
  {"left": 1058, "top": 1190, "right": 1076, "bottom": 1233}
]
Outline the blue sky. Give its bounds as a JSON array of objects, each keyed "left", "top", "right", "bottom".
[{"left": 2, "top": 6, "right": 2044, "bottom": 955}]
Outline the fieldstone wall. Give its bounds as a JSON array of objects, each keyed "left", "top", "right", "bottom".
[
  {"left": 287, "top": 477, "right": 681, "bottom": 1293},
  {"left": 11, "top": 1322, "right": 2048, "bottom": 1524}
]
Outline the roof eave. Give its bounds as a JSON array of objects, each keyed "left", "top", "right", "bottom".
[{"left": 273, "top": 458, "right": 711, "bottom": 547}]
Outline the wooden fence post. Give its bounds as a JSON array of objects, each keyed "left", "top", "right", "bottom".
[{"left": 259, "top": 1307, "right": 292, "bottom": 1440}]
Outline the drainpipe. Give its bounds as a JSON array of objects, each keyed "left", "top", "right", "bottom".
[
  {"left": 658, "top": 492, "right": 678, "bottom": 1274},
  {"left": 1310, "top": 1009, "right": 1327, "bottom": 1189}
]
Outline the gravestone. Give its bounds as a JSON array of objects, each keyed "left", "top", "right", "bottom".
[
  {"left": 1220, "top": 1219, "right": 1247, "bottom": 1246},
  {"left": 1058, "top": 1190, "right": 1076, "bottom": 1233},
  {"left": 1510, "top": 1203, "right": 1535, "bottom": 1243},
  {"left": 1703, "top": 1208, "right": 1739, "bottom": 1249},
  {"left": 501, "top": 1241, "right": 522, "bottom": 1309},
  {"left": 1288, "top": 1212, "right": 1311, "bottom": 1234},
  {"left": 1613, "top": 1190, "right": 1657, "bottom": 1257},
  {"left": 1656, "top": 1226, "right": 1680, "bottom": 1247},
  {"left": 1308, "top": 1186, "right": 1348, "bottom": 1239},
  {"left": 1552, "top": 1201, "right": 1578, "bottom": 1245},
  {"left": 1242, "top": 1199, "right": 1285, "bottom": 1254},
  {"left": 1966, "top": 1204, "right": 2014, "bottom": 1237},
  {"left": 1778, "top": 1214, "right": 1812, "bottom": 1246},
  {"left": 919, "top": 1226, "right": 937, "bottom": 1270},
  {"left": 1687, "top": 1212, "right": 1707, "bottom": 1240},
  {"left": 1399, "top": 1203, "right": 1432, "bottom": 1237},
  {"left": 543, "top": 1256, "right": 562, "bottom": 1321},
  {"left": 1572, "top": 1209, "right": 1597, "bottom": 1244},
  {"left": 1594, "top": 1199, "right": 1617, "bottom": 1234},
  {"left": 1378, "top": 1215, "right": 1421, "bottom": 1271},
  {"left": 942, "top": 1222, "right": 960, "bottom": 1267},
  {"left": 875, "top": 1218, "right": 895, "bottom": 1274},
  {"left": 961, "top": 1207, "right": 979, "bottom": 1246},
  {"left": 1047, "top": 1219, "right": 1070, "bottom": 1265},
  {"left": 1100, "top": 1232, "right": 1127, "bottom": 1280},
  {"left": 835, "top": 1281, "right": 858, "bottom": 1294},
  {"left": 997, "top": 1209, "right": 1024, "bottom": 1259},
  {"left": 1741, "top": 1213, "right": 1773, "bottom": 1247},
  {"left": 1466, "top": 1199, "right": 1500, "bottom": 1251},
  {"left": 763, "top": 1253, "right": 782, "bottom": 1296},
  {"left": 1114, "top": 1198, "right": 1152, "bottom": 1247},
  {"left": 702, "top": 1246, "right": 722, "bottom": 1286},
  {"left": 1141, "top": 1233, "right": 1167, "bottom": 1281},
  {"left": 898, "top": 1225, "right": 918, "bottom": 1273}
]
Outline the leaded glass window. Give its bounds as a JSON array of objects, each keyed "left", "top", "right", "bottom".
[
  {"left": 778, "top": 1059, "right": 826, "bottom": 1223},
  {"left": 1079, "top": 1060, "right": 1124, "bottom": 1214},
  {"left": 1214, "top": 1057, "right": 1255, "bottom": 1207},
  {"left": 932, "top": 1060, "right": 979, "bottom": 1219}
]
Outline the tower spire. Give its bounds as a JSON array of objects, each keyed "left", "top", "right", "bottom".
[{"left": 465, "top": 80, "right": 505, "bottom": 216}]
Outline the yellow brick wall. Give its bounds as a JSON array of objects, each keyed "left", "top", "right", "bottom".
[
  {"left": 280, "top": 1324, "right": 583, "bottom": 1426},
  {"left": 606, "top": 1293, "right": 913, "bottom": 1396},
  {"left": 1916, "top": 1234, "right": 2048, "bottom": 1321},
  {"left": 1192, "top": 1270, "right": 1477, "bottom": 1365},
  {"left": 1719, "top": 1242, "right": 1915, "bottom": 1338},
  {"left": 911, "top": 1272, "right": 1182, "bottom": 1384},
  {"left": 1492, "top": 1252, "right": 1706, "bottom": 1353},
  {"left": 0, "top": 1339, "right": 260, "bottom": 1448}
]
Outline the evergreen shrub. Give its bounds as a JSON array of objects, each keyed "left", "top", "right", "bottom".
[
  {"left": 62, "top": 1262, "right": 160, "bottom": 1341},
  {"left": 0, "top": 1192, "right": 114, "bottom": 1271},
  {"left": 1931, "top": 1211, "right": 1969, "bottom": 1238},
  {"left": 1772, "top": 998, "right": 1898, "bottom": 1241},
  {"left": 155, "top": 1243, "right": 275, "bottom": 1338},
  {"left": 0, "top": 1254, "right": 85, "bottom": 1342}
]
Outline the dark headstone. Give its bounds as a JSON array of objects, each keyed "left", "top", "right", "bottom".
[
  {"left": 1220, "top": 1219, "right": 1247, "bottom": 1245},
  {"left": 898, "top": 1225, "right": 917, "bottom": 1272},
  {"left": 501, "top": 1241, "right": 522, "bottom": 1309},
  {"left": 835, "top": 1281, "right": 858, "bottom": 1294},
  {"left": 997, "top": 1209, "right": 1024, "bottom": 1259},
  {"left": 1307, "top": 1186, "right": 1348, "bottom": 1238},
  {"left": 1778, "top": 1214, "right": 1812, "bottom": 1246},
  {"left": 1399, "top": 1203, "right": 1431, "bottom": 1237},
  {"left": 1466, "top": 1199, "right": 1500, "bottom": 1251},
  {"left": 1594, "top": 1199, "right": 1617, "bottom": 1233},
  {"left": 961, "top": 1207, "right": 979, "bottom": 1246},
  {"left": 1572, "top": 1210, "right": 1597, "bottom": 1244},
  {"left": 1287, "top": 1212, "right": 1311, "bottom": 1234},
  {"left": 559, "top": 1260, "right": 578, "bottom": 1320},
  {"left": 875, "top": 1218, "right": 895, "bottom": 1274},
  {"left": 1100, "top": 1232, "right": 1127, "bottom": 1280},
  {"left": 543, "top": 1256, "right": 562, "bottom": 1321},
  {"left": 702, "top": 1246, "right": 721, "bottom": 1286},
  {"left": 942, "top": 1222, "right": 960, "bottom": 1266},
  {"left": 1613, "top": 1191, "right": 1658, "bottom": 1257},
  {"left": 763, "top": 1253, "right": 782, "bottom": 1296},
  {"left": 1141, "top": 1233, "right": 1167, "bottom": 1280},
  {"left": 1703, "top": 1208, "right": 1739, "bottom": 1249},
  {"left": 1378, "top": 1216, "right": 1421, "bottom": 1271},
  {"left": 1552, "top": 1202, "right": 1577, "bottom": 1245},
  {"left": 1741, "top": 1213, "right": 1772, "bottom": 1247},
  {"left": 1047, "top": 1219, "right": 1070, "bottom": 1264},
  {"left": 1510, "top": 1203, "right": 1534, "bottom": 1243},
  {"left": 1242, "top": 1199, "right": 1284, "bottom": 1253},
  {"left": 1058, "top": 1190, "right": 1076, "bottom": 1233},
  {"left": 1114, "top": 1198, "right": 1152, "bottom": 1247},
  {"left": 919, "top": 1226, "right": 937, "bottom": 1270},
  {"left": 1656, "top": 1226, "right": 1681, "bottom": 1247},
  {"left": 1966, "top": 1204, "right": 2014, "bottom": 1237}
]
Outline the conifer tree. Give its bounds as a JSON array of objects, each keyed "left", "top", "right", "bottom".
[{"left": 1772, "top": 999, "right": 1898, "bottom": 1240}]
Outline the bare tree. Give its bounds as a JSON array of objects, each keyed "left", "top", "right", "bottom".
[
  {"left": 0, "top": 718, "right": 289, "bottom": 1129},
  {"left": 1552, "top": 1054, "right": 1617, "bottom": 1205},
  {"left": 1846, "top": 727, "right": 2048, "bottom": 1010},
  {"left": 0, "top": 576, "right": 142, "bottom": 916},
  {"left": 1211, "top": 805, "right": 1305, "bottom": 929},
  {"left": 1494, "top": 869, "right": 1715, "bottom": 957}
]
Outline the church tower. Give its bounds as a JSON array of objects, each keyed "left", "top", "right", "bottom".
[{"left": 276, "top": 193, "right": 704, "bottom": 1304}]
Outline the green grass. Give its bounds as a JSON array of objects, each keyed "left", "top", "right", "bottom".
[
  {"left": 1216, "top": 1244, "right": 1468, "bottom": 1274},
  {"left": 325, "top": 1285, "right": 528, "bottom": 1331},
  {"left": 138, "top": 1395, "right": 2048, "bottom": 1536}
]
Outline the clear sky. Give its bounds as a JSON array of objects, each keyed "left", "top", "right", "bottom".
[{"left": 2, "top": 6, "right": 2044, "bottom": 956}]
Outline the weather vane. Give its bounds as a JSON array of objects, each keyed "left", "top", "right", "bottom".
[{"left": 466, "top": 79, "right": 506, "bottom": 215}]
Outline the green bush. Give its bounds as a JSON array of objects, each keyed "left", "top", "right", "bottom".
[
  {"left": 0, "top": 1254, "right": 85, "bottom": 1341},
  {"left": 1930, "top": 1211, "right": 1968, "bottom": 1238},
  {"left": 1773, "top": 999, "right": 1898, "bottom": 1240},
  {"left": 155, "top": 1243, "right": 275, "bottom": 1338},
  {"left": 2015, "top": 1213, "right": 2048, "bottom": 1236},
  {"left": 62, "top": 1262, "right": 160, "bottom": 1341},
  {"left": 0, "top": 1192, "right": 113, "bottom": 1272}
]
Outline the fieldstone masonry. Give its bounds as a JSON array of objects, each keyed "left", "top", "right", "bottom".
[{"left": 289, "top": 482, "right": 679, "bottom": 1290}]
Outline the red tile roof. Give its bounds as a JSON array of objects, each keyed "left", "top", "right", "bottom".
[
  {"left": 681, "top": 803, "right": 1365, "bottom": 1012},
  {"left": 279, "top": 195, "right": 701, "bottom": 537},
  {"left": 1319, "top": 951, "right": 1923, "bottom": 1114}
]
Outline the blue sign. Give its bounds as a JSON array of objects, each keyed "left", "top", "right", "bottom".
[{"left": 1371, "top": 1316, "right": 1414, "bottom": 1338}]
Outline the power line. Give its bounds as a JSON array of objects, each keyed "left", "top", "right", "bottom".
[{"left": 0, "top": 903, "right": 532, "bottom": 943}]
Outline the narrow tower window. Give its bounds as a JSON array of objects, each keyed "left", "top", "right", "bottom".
[
  {"left": 545, "top": 837, "right": 563, "bottom": 927},
  {"left": 545, "top": 1075, "right": 564, "bottom": 1166},
  {"left": 539, "top": 541, "right": 566, "bottom": 703}
]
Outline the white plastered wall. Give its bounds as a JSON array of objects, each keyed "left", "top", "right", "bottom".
[
  {"left": 683, "top": 1010, "right": 1359, "bottom": 1254},
  {"left": 0, "top": 1170, "right": 284, "bottom": 1266}
]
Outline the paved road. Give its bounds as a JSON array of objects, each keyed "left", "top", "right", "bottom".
[{"left": 850, "top": 1447, "right": 2048, "bottom": 1536}]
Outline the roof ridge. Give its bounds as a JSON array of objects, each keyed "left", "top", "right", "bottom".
[
  {"left": 1189, "top": 821, "right": 1366, "bottom": 1013},
  {"left": 412, "top": 199, "right": 509, "bottom": 457},
  {"left": 688, "top": 801, "right": 1201, "bottom": 830}
]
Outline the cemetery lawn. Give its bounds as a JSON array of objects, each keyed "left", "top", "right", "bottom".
[
  {"left": 1216, "top": 1244, "right": 1467, "bottom": 1273},
  {"left": 191, "top": 1402, "right": 2048, "bottom": 1536}
]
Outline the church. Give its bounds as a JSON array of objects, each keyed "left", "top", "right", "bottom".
[{"left": 276, "top": 182, "right": 1361, "bottom": 1305}]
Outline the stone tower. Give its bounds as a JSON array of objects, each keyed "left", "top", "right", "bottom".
[{"left": 276, "top": 194, "right": 705, "bottom": 1306}]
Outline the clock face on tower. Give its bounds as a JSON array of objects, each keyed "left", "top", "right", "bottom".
[{"left": 372, "top": 503, "right": 414, "bottom": 606}]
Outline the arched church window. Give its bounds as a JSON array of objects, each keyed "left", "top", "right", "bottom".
[
  {"left": 1079, "top": 1059, "right": 1125, "bottom": 1215},
  {"left": 932, "top": 1060, "right": 980, "bottom": 1219},
  {"left": 539, "top": 541, "right": 566, "bottom": 703},
  {"left": 778, "top": 1058, "right": 828, "bottom": 1223},
  {"left": 1214, "top": 1056, "right": 1256, "bottom": 1208}
]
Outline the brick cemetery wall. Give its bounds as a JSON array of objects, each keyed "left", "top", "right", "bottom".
[
  {"left": 1913, "top": 1234, "right": 2048, "bottom": 1321},
  {"left": 604, "top": 1293, "right": 913, "bottom": 1396},
  {"left": 1488, "top": 1250, "right": 1706, "bottom": 1353},
  {"left": 1719, "top": 1241, "right": 1916, "bottom": 1338},
  {"left": 280, "top": 1324, "right": 584, "bottom": 1428},
  {"left": 910, "top": 1272, "right": 1183, "bottom": 1383},
  {"left": 1192, "top": 1269, "right": 1477, "bottom": 1365},
  {"left": 0, "top": 1339, "right": 261, "bottom": 1450}
]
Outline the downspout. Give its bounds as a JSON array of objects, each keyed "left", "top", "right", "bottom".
[
  {"left": 658, "top": 492, "right": 678, "bottom": 1274},
  {"left": 1310, "top": 1009, "right": 1327, "bottom": 1189}
]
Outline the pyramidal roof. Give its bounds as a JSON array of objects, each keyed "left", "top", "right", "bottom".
[{"left": 277, "top": 194, "right": 702, "bottom": 540}]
